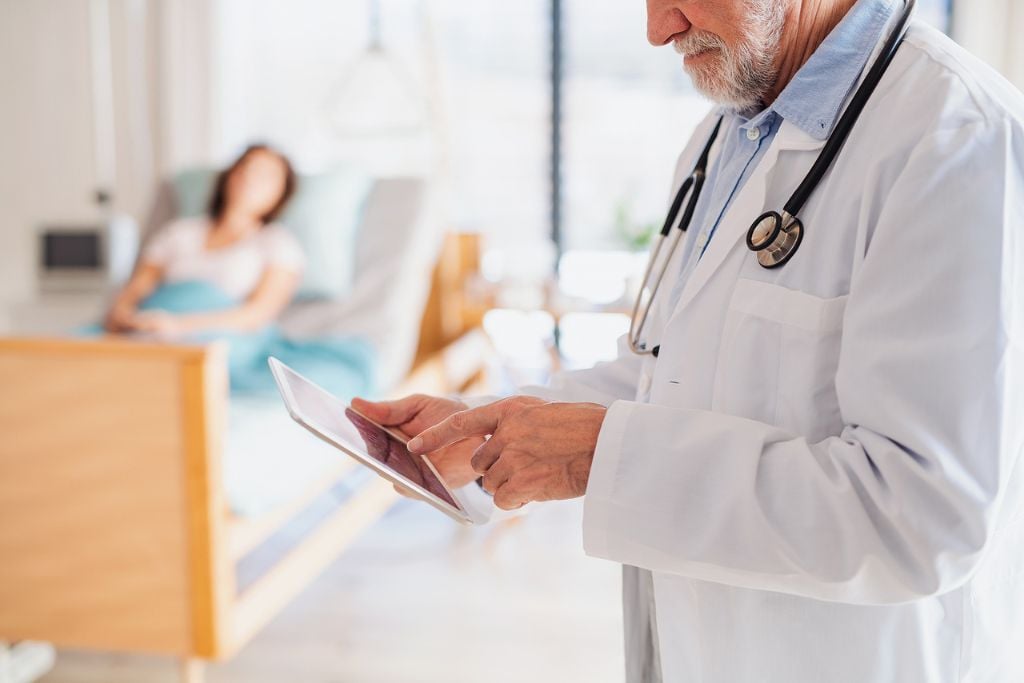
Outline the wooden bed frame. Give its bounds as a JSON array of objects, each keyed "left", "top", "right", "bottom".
[{"left": 0, "top": 332, "right": 489, "bottom": 681}]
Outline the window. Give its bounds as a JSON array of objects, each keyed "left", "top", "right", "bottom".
[
  {"left": 919, "top": 0, "right": 953, "bottom": 31},
  {"left": 214, "top": 0, "right": 553, "bottom": 249},
  {"left": 560, "top": 0, "right": 953, "bottom": 254},
  {"left": 562, "top": 2, "right": 710, "bottom": 253}
]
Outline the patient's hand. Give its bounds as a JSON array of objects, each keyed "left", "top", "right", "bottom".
[
  {"left": 103, "top": 302, "right": 139, "bottom": 333},
  {"left": 351, "top": 394, "right": 484, "bottom": 490},
  {"left": 129, "top": 310, "right": 187, "bottom": 338}
]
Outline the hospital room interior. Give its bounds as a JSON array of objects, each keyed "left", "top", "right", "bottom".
[{"left": 0, "top": 1, "right": 1020, "bottom": 682}]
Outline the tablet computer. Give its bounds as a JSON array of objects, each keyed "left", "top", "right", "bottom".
[{"left": 268, "top": 357, "right": 488, "bottom": 525}]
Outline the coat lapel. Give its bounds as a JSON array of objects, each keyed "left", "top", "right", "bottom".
[{"left": 668, "top": 120, "right": 826, "bottom": 316}]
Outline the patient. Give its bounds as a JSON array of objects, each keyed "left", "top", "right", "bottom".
[
  {"left": 104, "top": 144, "right": 303, "bottom": 337},
  {"left": 99, "top": 145, "right": 375, "bottom": 397}
]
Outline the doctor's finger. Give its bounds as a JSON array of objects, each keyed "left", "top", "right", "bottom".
[
  {"left": 408, "top": 404, "right": 502, "bottom": 455},
  {"left": 352, "top": 395, "right": 425, "bottom": 426},
  {"left": 392, "top": 482, "right": 420, "bottom": 499},
  {"left": 480, "top": 455, "right": 514, "bottom": 494},
  {"left": 492, "top": 480, "right": 529, "bottom": 511},
  {"left": 470, "top": 436, "right": 504, "bottom": 474}
]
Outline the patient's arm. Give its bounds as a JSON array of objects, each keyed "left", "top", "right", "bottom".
[
  {"left": 104, "top": 261, "right": 164, "bottom": 332},
  {"left": 133, "top": 265, "right": 300, "bottom": 336}
]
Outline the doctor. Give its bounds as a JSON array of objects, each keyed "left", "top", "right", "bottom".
[{"left": 355, "top": 0, "right": 1024, "bottom": 679}]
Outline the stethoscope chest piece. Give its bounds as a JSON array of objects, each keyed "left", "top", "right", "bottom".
[
  {"left": 627, "top": 0, "right": 914, "bottom": 354},
  {"left": 746, "top": 210, "right": 805, "bottom": 269}
]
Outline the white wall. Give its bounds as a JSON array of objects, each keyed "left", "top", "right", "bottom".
[
  {"left": 157, "top": 0, "right": 216, "bottom": 173},
  {"left": 210, "top": 1, "right": 550, "bottom": 244},
  {"left": 211, "top": 0, "right": 440, "bottom": 175},
  {"left": 0, "top": 1, "right": 100, "bottom": 303},
  {"left": 0, "top": 0, "right": 213, "bottom": 305}
]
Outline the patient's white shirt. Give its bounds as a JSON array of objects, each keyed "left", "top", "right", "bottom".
[{"left": 142, "top": 218, "right": 305, "bottom": 300}]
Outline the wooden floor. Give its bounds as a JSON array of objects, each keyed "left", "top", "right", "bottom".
[{"left": 40, "top": 498, "right": 625, "bottom": 683}]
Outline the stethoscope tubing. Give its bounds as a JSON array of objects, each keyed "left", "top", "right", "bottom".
[
  {"left": 785, "top": 0, "right": 917, "bottom": 217},
  {"left": 628, "top": 119, "right": 722, "bottom": 355},
  {"left": 628, "top": 0, "right": 916, "bottom": 355},
  {"left": 628, "top": 227, "right": 688, "bottom": 355}
]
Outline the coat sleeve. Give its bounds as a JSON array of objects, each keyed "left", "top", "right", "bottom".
[
  {"left": 582, "top": 118, "right": 1024, "bottom": 605},
  {"left": 519, "top": 333, "right": 646, "bottom": 405}
]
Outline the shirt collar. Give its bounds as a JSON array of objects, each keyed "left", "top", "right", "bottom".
[{"left": 762, "top": 0, "right": 897, "bottom": 141}]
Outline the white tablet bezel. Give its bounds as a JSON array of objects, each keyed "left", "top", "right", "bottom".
[{"left": 268, "top": 357, "right": 487, "bottom": 525}]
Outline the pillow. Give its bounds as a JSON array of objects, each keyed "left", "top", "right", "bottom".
[
  {"left": 171, "top": 165, "right": 373, "bottom": 300},
  {"left": 280, "top": 166, "right": 372, "bottom": 300},
  {"left": 172, "top": 168, "right": 218, "bottom": 218}
]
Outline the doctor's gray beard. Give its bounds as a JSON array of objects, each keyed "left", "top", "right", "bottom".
[{"left": 673, "top": 0, "right": 786, "bottom": 111}]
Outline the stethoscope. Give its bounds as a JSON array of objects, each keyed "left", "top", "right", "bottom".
[{"left": 629, "top": 0, "right": 916, "bottom": 357}]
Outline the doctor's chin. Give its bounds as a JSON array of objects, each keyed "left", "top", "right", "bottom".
[{"left": 3, "top": 1, "right": 1023, "bottom": 682}]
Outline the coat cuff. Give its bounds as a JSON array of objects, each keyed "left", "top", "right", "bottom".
[{"left": 582, "top": 399, "right": 634, "bottom": 560}]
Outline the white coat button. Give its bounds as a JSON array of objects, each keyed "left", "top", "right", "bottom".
[
  {"left": 696, "top": 232, "right": 709, "bottom": 248},
  {"left": 746, "top": 127, "right": 761, "bottom": 141}
]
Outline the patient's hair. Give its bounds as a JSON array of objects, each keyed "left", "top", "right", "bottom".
[{"left": 208, "top": 144, "right": 297, "bottom": 224}]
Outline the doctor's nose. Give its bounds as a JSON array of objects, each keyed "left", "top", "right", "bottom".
[{"left": 647, "top": 0, "right": 692, "bottom": 46}]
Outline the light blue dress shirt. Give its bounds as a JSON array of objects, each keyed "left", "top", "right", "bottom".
[{"left": 665, "top": 0, "right": 897, "bottom": 309}]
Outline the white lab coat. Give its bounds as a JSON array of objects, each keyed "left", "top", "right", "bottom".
[{"left": 528, "top": 21, "right": 1024, "bottom": 682}]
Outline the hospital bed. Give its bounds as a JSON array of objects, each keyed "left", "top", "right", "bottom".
[{"left": 0, "top": 178, "right": 490, "bottom": 681}]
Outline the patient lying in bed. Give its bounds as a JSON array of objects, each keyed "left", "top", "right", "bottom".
[
  {"left": 99, "top": 144, "right": 375, "bottom": 397},
  {"left": 105, "top": 144, "right": 303, "bottom": 339}
]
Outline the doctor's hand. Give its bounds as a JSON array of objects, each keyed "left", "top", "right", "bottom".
[
  {"left": 351, "top": 394, "right": 484, "bottom": 490},
  {"left": 408, "top": 397, "right": 607, "bottom": 510}
]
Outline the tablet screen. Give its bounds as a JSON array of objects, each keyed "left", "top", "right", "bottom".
[
  {"left": 343, "top": 408, "right": 458, "bottom": 508},
  {"left": 274, "top": 360, "right": 459, "bottom": 510}
]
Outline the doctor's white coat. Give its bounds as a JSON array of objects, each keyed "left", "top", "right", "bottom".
[{"left": 529, "top": 21, "right": 1024, "bottom": 683}]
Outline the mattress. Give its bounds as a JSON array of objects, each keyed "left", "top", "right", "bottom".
[{"left": 223, "top": 394, "right": 353, "bottom": 517}]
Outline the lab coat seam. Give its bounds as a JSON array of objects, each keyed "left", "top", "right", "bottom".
[
  {"left": 958, "top": 584, "right": 970, "bottom": 683},
  {"left": 729, "top": 279, "right": 849, "bottom": 333},
  {"left": 902, "top": 29, "right": 1010, "bottom": 130},
  {"left": 772, "top": 328, "right": 785, "bottom": 428}
]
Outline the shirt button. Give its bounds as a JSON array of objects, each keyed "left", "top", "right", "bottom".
[{"left": 746, "top": 127, "right": 761, "bottom": 141}]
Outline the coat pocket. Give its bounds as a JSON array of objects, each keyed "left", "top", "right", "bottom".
[{"left": 712, "top": 279, "right": 848, "bottom": 440}]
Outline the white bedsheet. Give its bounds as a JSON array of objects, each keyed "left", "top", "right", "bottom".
[{"left": 223, "top": 395, "right": 349, "bottom": 518}]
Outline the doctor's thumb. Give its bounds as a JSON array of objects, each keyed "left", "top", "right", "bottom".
[{"left": 351, "top": 396, "right": 383, "bottom": 418}]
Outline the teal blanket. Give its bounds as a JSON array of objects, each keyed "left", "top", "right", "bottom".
[{"left": 84, "top": 282, "right": 375, "bottom": 398}]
